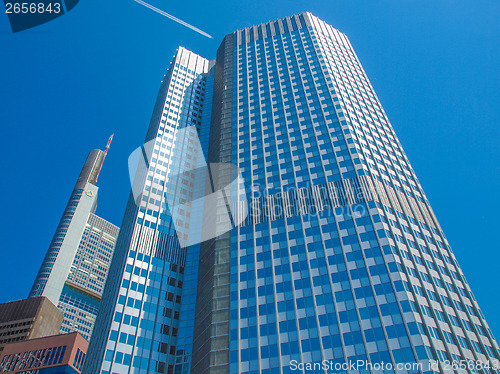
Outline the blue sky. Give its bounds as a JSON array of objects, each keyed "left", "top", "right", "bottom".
[{"left": 0, "top": 0, "right": 499, "bottom": 333}]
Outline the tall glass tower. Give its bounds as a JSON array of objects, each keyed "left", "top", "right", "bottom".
[
  {"left": 84, "top": 13, "right": 500, "bottom": 374},
  {"left": 30, "top": 139, "right": 119, "bottom": 341},
  {"left": 84, "top": 47, "right": 211, "bottom": 374}
]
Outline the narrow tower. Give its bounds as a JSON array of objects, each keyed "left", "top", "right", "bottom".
[{"left": 30, "top": 138, "right": 120, "bottom": 341}]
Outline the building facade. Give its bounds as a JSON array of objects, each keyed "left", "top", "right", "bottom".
[
  {"left": 29, "top": 141, "right": 119, "bottom": 341},
  {"left": 0, "top": 332, "right": 88, "bottom": 373},
  {"left": 84, "top": 47, "right": 212, "bottom": 374},
  {"left": 84, "top": 13, "right": 500, "bottom": 374},
  {"left": 0, "top": 297, "right": 63, "bottom": 354}
]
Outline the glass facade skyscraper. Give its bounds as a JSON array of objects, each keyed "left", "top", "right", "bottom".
[
  {"left": 84, "top": 13, "right": 500, "bottom": 374},
  {"left": 30, "top": 141, "right": 119, "bottom": 341},
  {"left": 84, "top": 47, "right": 211, "bottom": 374}
]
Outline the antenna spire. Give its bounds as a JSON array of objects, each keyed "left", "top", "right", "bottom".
[{"left": 96, "top": 134, "right": 114, "bottom": 183}]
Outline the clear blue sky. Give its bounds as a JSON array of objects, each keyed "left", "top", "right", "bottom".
[{"left": 0, "top": 0, "right": 499, "bottom": 333}]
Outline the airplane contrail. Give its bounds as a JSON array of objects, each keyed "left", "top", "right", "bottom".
[{"left": 132, "top": 0, "right": 213, "bottom": 39}]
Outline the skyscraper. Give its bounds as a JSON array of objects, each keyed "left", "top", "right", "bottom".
[
  {"left": 84, "top": 13, "right": 500, "bottom": 374},
  {"left": 29, "top": 139, "right": 120, "bottom": 341}
]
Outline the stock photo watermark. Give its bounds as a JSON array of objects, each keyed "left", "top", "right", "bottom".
[
  {"left": 3, "top": 0, "right": 79, "bottom": 32},
  {"left": 128, "top": 126, "right": 248, "bottom": 247},
  {"left": 127, "top": 125, "right": 370, "bottom": 247},
  {"left": 289, "top": 359, "right": 500, "bottom": 372}
]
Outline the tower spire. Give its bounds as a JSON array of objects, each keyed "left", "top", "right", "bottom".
[{"left": 95, "top": 134, "right": 113, "bottom": 183}]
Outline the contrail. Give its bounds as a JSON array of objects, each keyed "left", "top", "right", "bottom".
[{"left": 132, "top": 0, "right": 213, "bottom": 39}]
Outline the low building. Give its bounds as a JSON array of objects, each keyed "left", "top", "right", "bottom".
[
  {"left": 0, "top": 297, "right": 63, "bottom": 353},
  {"left": 0, "top": 332, "right": 87, "bottom": 373}
]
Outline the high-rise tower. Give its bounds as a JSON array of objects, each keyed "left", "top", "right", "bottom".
[
  {"left": 30, "top": 139, "right": 119, "bottom": 341},
  {"left": 84, "top": 47, "right": 211, "bottom": 374},
  {"left": 84, "top": 13, "right": 499, "bottom": 374}
]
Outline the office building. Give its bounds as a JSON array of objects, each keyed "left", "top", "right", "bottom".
[
  {"left": 84, "top": 13, "right": 500, "bottom": 374},
  {"left": 29, "top": 139, "right": 120, "bottom": 341},
  {"left": 0, "top": 297, "right": 63, "bottom": 354},
  {"left": 0, "top": 332, "right": 88, "bottom": 373}
]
